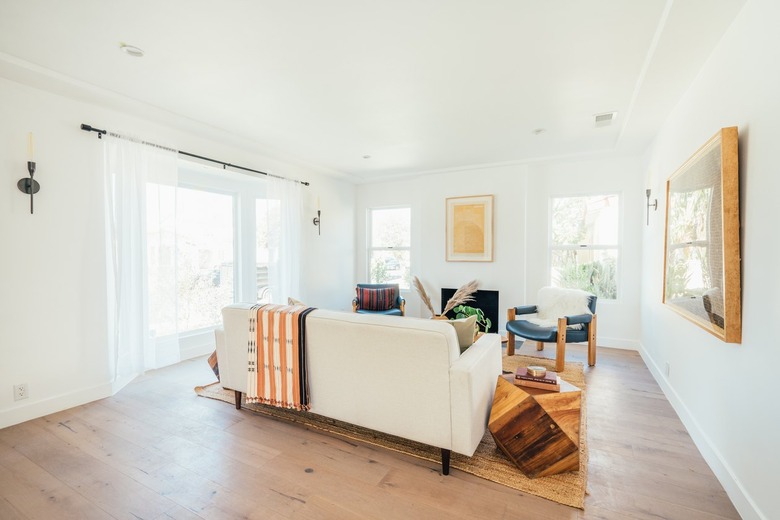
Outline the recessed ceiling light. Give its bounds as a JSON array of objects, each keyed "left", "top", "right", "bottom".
[
  {"left": 532, "top": 128, "right": 546, "bottom": 135},
  {"left": 119, "top": 43, "right": 144, "bottom": 58},
  {"left": 362, "top": 154, "right": 371, "bottom": 159}
]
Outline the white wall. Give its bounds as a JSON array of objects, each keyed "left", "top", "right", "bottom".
[
  {"left": 357, "top": 165, "right": 530, "bottom": 323},
  {"left": 525, "top": 156, "right": 643, "bottom": 348},
  {"left": 356, "top": 155, "right": 643, "bottom": 348},
  {"left": 0, "top": 77, "right": 354, "bottom": 428},
  {"left": 300, "top": 175, "right": 357, "bottom": 311},
  {"left": 640, "top": 0, "right": 778, "bottom": 518}
]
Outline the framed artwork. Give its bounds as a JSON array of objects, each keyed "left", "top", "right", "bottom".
[
  {"left": 446, "top": 195, "right": 493, "bottom": 262},
  {"left": 662, "top": 126, "right": 741, "bottom": 343}
]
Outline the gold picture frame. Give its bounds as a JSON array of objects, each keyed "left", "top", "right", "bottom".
[
  {"left": 662, "top": 127, "right": 741, "bottom": 343},
  {"left": 446, "top": 195, "right": 493, "bottom": 262}
]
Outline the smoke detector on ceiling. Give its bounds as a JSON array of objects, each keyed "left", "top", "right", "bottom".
[{"left": 594, "top": 111, "right": 617, "bottom": 127}]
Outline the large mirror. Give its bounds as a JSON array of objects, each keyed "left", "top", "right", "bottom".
[{"left": 663, "top": 127, "right": 741, "bottom": 343}]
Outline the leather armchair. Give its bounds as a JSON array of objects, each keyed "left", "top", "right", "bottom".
[
  {"left": 506, "top": 290, "right": 597, "bottom": 372},
  {"left": 352, "top": 283, "right": 406, "bottom": 316}
]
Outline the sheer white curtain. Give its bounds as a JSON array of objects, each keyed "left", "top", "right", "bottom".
[
  {"left": 103, "top": 135, "right": 179, "bottom": 392},
  {"left": 266, "top": 175, "right": 302, "bottom": 304}
]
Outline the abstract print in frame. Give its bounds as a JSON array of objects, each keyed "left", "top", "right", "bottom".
[
  {"left": 446, "top": 195, "right": 493, "bottom": 262},
  {"left": 663, "top": 126, "right": 741, "bottom": 343}
]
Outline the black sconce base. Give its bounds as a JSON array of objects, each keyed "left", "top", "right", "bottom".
[
  {"left": 17, "top": 177, "right": 40, "bottom": 195},
  {"left": 313, "top": 209, "right": 321, "bottom": 235},
  {"left": 18, "top": 160, "right": 39, "bottom": 214},
  {"left": 645, "top": 188, "right": 658, "bottom": 226}
]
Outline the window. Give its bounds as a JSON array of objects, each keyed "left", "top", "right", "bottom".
[
  {"left": 368, "top": 207, "right": 411, "bottom": 290},
  {"left": 256, "top": 198, "right": 279, "bottom": 302},
  {"left": 147, "top": 184, "right": 236, "bottom": 336},
  {"left": 549, "top": 194, "right": 619, "bottom": 299},
  {"left": 175, "top": 188, "right": 235, "bottom": 331},
  {"left": 147, "top": 162, "right": 272, "bottom": 341}
]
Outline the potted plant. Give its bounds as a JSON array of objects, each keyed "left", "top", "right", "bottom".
[{"left": 452, "top": 304, "right": 492, "bottom": 334}]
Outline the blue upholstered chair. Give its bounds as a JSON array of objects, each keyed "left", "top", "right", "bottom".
[
  {"left": 505, "top": 288, "right": 597, "bottom": 372},
  {"left": 352, "top": 283, "right": 406, "bottom": 316}
]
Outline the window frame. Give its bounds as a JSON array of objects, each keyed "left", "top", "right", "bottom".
[
  {"left": 366, "top": 205, "right": 412, "bottom": 291},
  {"left": 148, "top": 161, "right": 269, "bottom": 357},
  {"left": 547, "top": 192, "right": 622, "bottom": 302}
]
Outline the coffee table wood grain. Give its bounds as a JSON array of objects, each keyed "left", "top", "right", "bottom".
[{"left": 488, "top": 375, "right": 581, "bottom": 478}]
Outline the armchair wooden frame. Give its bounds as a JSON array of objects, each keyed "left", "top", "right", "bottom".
[{"left": 506, "top": 307, "right": 597, "bottom": 373}]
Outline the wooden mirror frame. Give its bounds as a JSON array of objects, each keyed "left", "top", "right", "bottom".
[{"left": 662, "top": 126, "right": 741, "bottom": 343}]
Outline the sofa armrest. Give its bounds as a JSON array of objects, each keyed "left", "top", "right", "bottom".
[
  {"left": 215, "top": 303, "right": 255, "bottom": 394},
  {"left": 449, "top": 333, "right": 502, "bottom": 456}
]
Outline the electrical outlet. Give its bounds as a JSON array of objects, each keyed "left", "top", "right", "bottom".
[{"left": 13, "top": 383, "right": 28, "bottom": 401}]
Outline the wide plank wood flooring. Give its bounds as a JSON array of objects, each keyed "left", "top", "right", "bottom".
[{"left": 0, "top": 344, "right": 741, "bottom": 519}]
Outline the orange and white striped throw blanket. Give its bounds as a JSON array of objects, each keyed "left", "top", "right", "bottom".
[{"left": 247, "top": 304, "right": 315, "bottom": 411}]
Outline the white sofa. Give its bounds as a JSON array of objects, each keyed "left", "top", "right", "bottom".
[{"left": 214, "top": 303, "right": 502, "bottom": 474}]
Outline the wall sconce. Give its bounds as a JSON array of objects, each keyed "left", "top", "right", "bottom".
[
  {"left": 313, "top": 210, "right": 321, "bottom": 235},
  {"left": 646, "top": 188, "right": 657, "bottom": 225},
  {"left": 17, "top": 133, "right": 40, "bottom": 214},
  {"left": 313, "top": 196, "right": 321, "bottom": 235}
]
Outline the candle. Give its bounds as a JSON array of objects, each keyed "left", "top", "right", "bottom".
[{"left": 27, "top": 132, "right": 34, "bottom": 161}]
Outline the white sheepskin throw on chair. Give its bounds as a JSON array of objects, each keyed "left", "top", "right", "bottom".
[{"left": 527, "top": 286, "right": 593, "bottom": 329}]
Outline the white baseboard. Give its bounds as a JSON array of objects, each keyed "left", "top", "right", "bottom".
[
  {"left": 0, "top": 382, "right": 113, "bottom": 430},
  {"left": 637, "top": 343, "right": 766, "bottom": 520},
  {"left": 180, "top": 332, "right": 215, "bottom": 361},
  {"left": 597, "top": 336, "right": 639, "bottom": 350}
]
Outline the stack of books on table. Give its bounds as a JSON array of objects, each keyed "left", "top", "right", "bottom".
[{"left": 515, "top": 367, "right": 561, "bottom": 392}]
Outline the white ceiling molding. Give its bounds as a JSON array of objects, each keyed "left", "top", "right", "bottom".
[{"left": 0, "top": 0, "right": 746, "bottom": 183}]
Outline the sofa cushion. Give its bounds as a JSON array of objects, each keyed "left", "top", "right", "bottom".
[
  {"left": 447, "top": 315, "right": 477, "bottom": 352},
  {"left": 357, "top": 287, "right": 396, "bottom": 311}
]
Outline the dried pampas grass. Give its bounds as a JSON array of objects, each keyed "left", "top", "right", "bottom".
[
  {"left": 413, "top": 276, "right": 437, "bottom": 317},
  {"left": 442, "top": 279, "right": 479, "bottom": 315}
]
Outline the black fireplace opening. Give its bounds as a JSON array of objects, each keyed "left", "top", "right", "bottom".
[{"left": 440, "top": 288, "right": 499, "bottom": 333}]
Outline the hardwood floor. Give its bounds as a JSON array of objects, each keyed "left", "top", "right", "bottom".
[{"left": 0, "top": 344, "right": 741, "bottom": 519}]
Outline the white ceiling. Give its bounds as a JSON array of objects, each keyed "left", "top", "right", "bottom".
[{"left": 0, "top": 0, "right": 745, "bottom": 182}]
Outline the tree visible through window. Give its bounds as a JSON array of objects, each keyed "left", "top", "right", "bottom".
[
  {"left": 368, "top": 207, "right": 411, "bottom": 290},
  {"left": 147, "top": 186, "right": 235, "bottom": 336},
  {"left": 550, "top": 194, "right": 619, "bottom": 299}
]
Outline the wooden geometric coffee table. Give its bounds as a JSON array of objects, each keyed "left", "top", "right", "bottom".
[{"left": 488, "top": 375, "right": 581, "bottom": 478}]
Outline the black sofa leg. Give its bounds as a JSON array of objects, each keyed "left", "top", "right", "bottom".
[
  {"left": 441, "top": 448, "right": 451, "bottom": 475},
  {"left": 234, "top": 390, "right": 242, "bottom": 410}
]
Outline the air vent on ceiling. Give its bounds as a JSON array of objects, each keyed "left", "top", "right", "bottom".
[{"left": 594, "top": 111, "right": 617, "bottom": 127}]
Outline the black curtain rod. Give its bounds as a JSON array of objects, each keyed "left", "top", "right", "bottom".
[{"left": 80, "top": 123, "right": 310, "bottom": 186}]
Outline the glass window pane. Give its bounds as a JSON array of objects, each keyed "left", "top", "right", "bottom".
[
  {"left": 370, "top": 250, "right": 411, "bottom": 289},
  {"left": 371, "top": 208, "right": 411, "bottom": 247},
  {"left": 147, "top": 183, "right": 178, "bottom": 337},
  {"left": 176, "top": 188, "right": 234, "bottom": 331},
  {"left": 552, "top": 195, "right": 618, "bottom": 246},
  {"left": 551, "top": 249, "right": 617, "bottom": 299}
]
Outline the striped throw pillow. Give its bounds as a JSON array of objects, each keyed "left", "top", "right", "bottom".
[{"left": 358, "top": 287, "right": 396, "bottom": 311}]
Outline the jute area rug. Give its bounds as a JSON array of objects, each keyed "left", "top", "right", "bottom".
[{"left": 195, "top": 354, "right": 587, "bottom": 509}]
